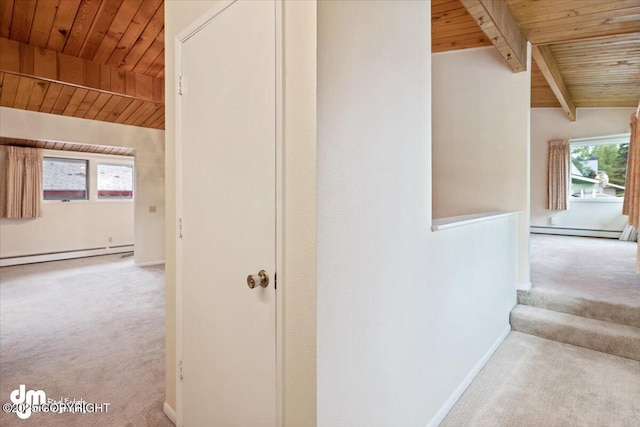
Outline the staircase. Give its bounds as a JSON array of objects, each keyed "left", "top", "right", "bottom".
[{"left": 511, "top": 288, "right": 640, "bottom": 361}]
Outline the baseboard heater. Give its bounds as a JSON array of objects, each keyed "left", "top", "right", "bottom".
[
  {"left": 530, "top": 226, "right": 622, "bottom": 239},
  {"left": 0, "top": 245, "right": 135, "bottom": 267}
]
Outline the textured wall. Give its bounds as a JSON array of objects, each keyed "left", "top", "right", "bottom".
[
  {"left": 317, "top": 2, "right": 517, "bottom": 425},
  {"left": 0, "top": 106, "right": 164, "bottom": 265},
  {"left": 432, "top": 46, "right": 532, "bottom": 289},
  {"left": 0, "top": 148, "right": 134, "bottom": 260},
  {"left": 530, "top": 107, "right": 634, "bottom": 231}
]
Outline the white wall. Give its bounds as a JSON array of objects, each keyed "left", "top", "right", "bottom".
[
  {"left": 531, "top": 107, "right": 634, "bottom": 232},
  {"left": 0, "top": 107, "right": 165, "bottom": 265},
  {"left": 536, "top": 201, "right": 628, "bottom": 234},
  {"left": 0, "top": 148, "right": 134, "bottom": 260},
  {"left": 165, "top": 1, "right": 317, "bottom": 424},
  {"left": 432, "top": 46, "right": 531, "bottom": 288},
  {"left": 318, "top": 2, "right": 516, "bottom": 425},
  {"left": 280, "top": 1, "right": 317, "bottom": 424}
]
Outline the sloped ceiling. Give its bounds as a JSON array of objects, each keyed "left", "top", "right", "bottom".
[
  {"left": 0, "top": 0, "right": 165, "bottom": 129},
  {"left": 432, "top": 0, "right": 640, "bottom": 109}
]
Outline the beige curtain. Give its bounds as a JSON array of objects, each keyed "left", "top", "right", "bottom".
[
  {"left": 622, "top": 113, "right": 639, "bottom": 273},
  {"left": 2, "top": 146, "right": 43, "bottom": 218},
  {"left": 548, "top": 139, "right": 570, "bottom": 211}
]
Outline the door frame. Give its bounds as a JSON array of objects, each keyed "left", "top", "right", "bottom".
[{"left": 174, "top": 1, "right": 284, "bottom": 425}]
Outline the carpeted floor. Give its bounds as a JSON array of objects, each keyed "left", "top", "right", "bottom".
[
  {"left": 441, "top": 332, "right": 640, "bottom": 427},
  {"left": 442, "top": 235, "right": 640, "bottom": 425},
  {"left": 530, "top": 234, "right": 639, "bottom": 307},
  {"left": 0, "top": 255, "right": 172, "bottom": 427}
]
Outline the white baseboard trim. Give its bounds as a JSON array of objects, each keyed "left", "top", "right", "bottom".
[
  {"left": 0, "top": 245, "right": 134, "bottom": 267},
  {"left": 163, "top": 402, "right": 177, "bottom": 425},
  {"left": 531, "top": 226, "right": 621, "bottom": 239},
  {"left": 135, "top": 260, "right": 165, "bottom": 267},
  {"left": 426, "top": 325, "right": 511, "bottom": 427}
]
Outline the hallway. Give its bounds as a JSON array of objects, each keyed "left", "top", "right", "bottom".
[
  {"left": 441, "top": 331, "right": 640, "bottom": 426},
  {"left": 441, "top": 234, "right": 640, "bottom": 426}
]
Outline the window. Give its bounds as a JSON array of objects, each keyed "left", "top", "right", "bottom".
[
  {"left": 570, "top": 135, "right": 629, "bottom": 199},
  {"left": 43, "top": 157, "right": 89, "bottom": 200},
  {"left": 42, "top": 154, "right": 133, "bottom": 202},
  {"left": 97, "top": 163, "right": 133, "bottom": 199}
]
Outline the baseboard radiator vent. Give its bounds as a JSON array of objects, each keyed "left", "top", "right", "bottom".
[
  {"left": 619, "top": 224, "right": 638, "bottom": 242},
  {"left": 0, "top": 245, "right": 134, "bottom": 267},
  {"left": 530, "top": 226, "right": 622, "bottom": 239}
]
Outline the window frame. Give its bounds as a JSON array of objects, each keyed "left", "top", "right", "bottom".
[
  {"left": 41, "top": 150, "right": 134, "bottom": 204},
  {"left": 96, "top": 162, "right": 134, "bottom": 201},
  {"left": 569, "top": 133, "right": 630, "bottom": 202},
  {"left": 42, "top": 156, "right": 90, "bottom": 201}
]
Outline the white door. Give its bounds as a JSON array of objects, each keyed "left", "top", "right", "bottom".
[{"left": 178, "top": 1, "right": 277, "bottom": 425}]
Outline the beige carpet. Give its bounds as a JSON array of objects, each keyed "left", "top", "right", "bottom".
[
  {"left": 525, "top": 234, "right": 640, "bottom": 328},
  {"left": 0, "top": 255, "right": 172, "bottom": 427},
  {"left": 441, "top": 332, "right": 640, "bottom": 427},
  {"left": 510, "top": 305, "right": 640, "bottom": 361},
  {"left": 530, "top": 234, "right": 639, "bottom": 307}
]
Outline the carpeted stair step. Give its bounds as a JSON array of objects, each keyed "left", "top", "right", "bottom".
[
  {"left": 518, "top": 288, "right": 640, "bottom": 328},
  {"left": 510, "top": 304, "right": 640, "bottom": 361}
]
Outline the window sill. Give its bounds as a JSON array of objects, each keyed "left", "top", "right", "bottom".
[
  {"left": 432, "top": 210, "right": 520, "bottom": 231},
  {"left": 43, "top": 200, "right": 134, "bottom": 205},
  {"left": 570, "top": 197, "right": 623, "bottom": 204}
]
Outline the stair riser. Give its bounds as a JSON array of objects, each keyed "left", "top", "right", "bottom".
[
  {"left": 510, "top": 311, "right": 640, "bottom": 362},
  {"left": 518, "top": 290, "right": 640, "bottom": 329}
]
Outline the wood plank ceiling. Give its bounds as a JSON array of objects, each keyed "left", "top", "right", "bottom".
[
  {"left": 432, "top": 0, "right": 492, "bottom": 51},
  {"left": 0, "top": 0, "right": 164, "bottom": 130},
  {"left": 0, "top": 135, "right": 134, "bottom": 156},
  {"left": 432, "top": 0, "right": 640, "bottom": 111}
]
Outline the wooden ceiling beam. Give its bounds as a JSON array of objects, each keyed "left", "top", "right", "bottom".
[
  {"left": 0, "top": 37, "right": 163, "bottom": 103},
  {"left": 531, "top": 45, "right": 576, "bottom": 121},
  {"left": 459, "top": 0, "right": 528, "bottom": 72}
]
